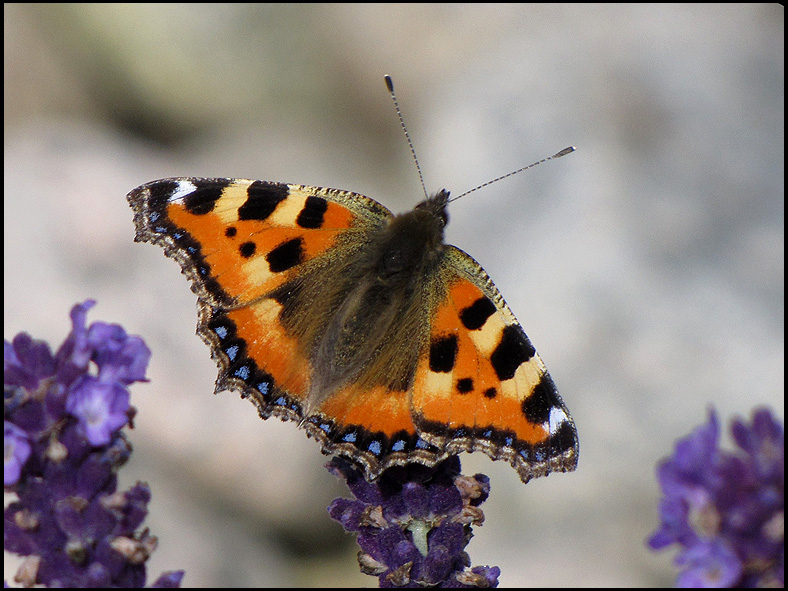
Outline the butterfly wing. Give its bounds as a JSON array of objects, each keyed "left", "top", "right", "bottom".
[
  {"left": 129, "top": 177, "right": 387, "bottom": 406},
  {"left": 411, "top": 245, "right": 578, "bottom": 483},
  {"left": 129, "top": 178, "right": 391, "bottom": 306}
]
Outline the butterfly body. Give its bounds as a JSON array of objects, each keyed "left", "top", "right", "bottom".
[
  {"left": 128, "top": 178, "right": 578, "bottom": 483},
  {"left": 278, "top": 189, "right": 449, "bottom": 415}
]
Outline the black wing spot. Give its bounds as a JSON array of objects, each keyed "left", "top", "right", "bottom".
[
  {"left": 521, "top": 373, "right": 560, "bottom": 425},
  {"left": 456, "top": 378, "right": 474, "bottom": 393},
  {"left": 490, "top": 325, "right": 536, "bottom": 380},
  {"left": 297, "top": 195, "right": 329, "bottom": 229},
  {"left": 429, "top": 334, "right": 458, "bottom": 373},
  {"left": 184, "top": 180, "right": 231, "bottom": 215},
  {"left": 238, "top": 181, "right": 288, "bottom": 221},
  {"left": 267, "top": 237, "right": 304, "bottom": 273},
  {"left": 460, "top": 296, "right": 497, "bottom": 330},
  {"left": 239, "top": 241, "right": 256, "bottom": 258}
]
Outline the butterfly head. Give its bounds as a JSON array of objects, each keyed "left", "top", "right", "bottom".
[
  {"left": 415, "top": 189, "right": 450, "bottom": 229},
  {"left": 373, "top": 189, "right": 450, "bottom": 286}
]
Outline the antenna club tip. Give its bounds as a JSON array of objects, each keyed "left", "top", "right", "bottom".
[
  {"left": 384, "top": 75, "right": 394, "bottom": 93},
  {"left": 554, "top": 146, "right": 576, "bottom": 158}
]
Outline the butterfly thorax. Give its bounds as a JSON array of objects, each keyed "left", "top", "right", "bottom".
[{"left": 298, "top": 190, "right": 451, "bottom": 412}]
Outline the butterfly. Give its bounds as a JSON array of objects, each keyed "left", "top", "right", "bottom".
[{"left": 127, "top": 85, "right": 578, "bottom": 485}]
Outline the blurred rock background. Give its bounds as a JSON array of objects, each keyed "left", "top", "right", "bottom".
[{"left": 5, "top": 4, "right": 783, "bottom": 587}]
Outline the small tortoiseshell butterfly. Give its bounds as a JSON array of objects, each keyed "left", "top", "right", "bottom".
[{"left": 127, "top": 78, "right": 578, "bottom": 484}]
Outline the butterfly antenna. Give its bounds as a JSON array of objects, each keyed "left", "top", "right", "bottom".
[
  {"left": 385, "top": 75, "right": 429, "bottom": 200},
  {"left": 449, "top": 145, "right": 576, "bottom": 203}
]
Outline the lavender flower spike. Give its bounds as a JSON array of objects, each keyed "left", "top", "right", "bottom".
[
  {"left": 649, "top": 407, "right": 784, "bottom": 588},
  {"left": 4, "top": 300, "right": 184, "bottom": 588},
  {"left": 328, "top": 455, "right": 500, "bottom": 587}
]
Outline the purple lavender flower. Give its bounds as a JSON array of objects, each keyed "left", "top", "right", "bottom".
[
  {"left": 328, "top": 455, "right": 500, "bottom": 587},
  {"left": 649, "top": 408, "right": 784, "bottom": 587},
  {"left": 4, "top": 422, "right": 31, "bottom": 486},
  {"left": 65, "top": 377, "right": 131, "bottom": 446},
  {"left": 4, "top": 300, "right": 183, "bottom": 588}
]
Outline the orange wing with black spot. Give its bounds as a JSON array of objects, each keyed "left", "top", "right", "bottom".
[
  {"left": 412, "top": 246, "right": 577, "bottom": 483},
  {"left": 129, "top": 178, "right": 435, "bottom": 476}
]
